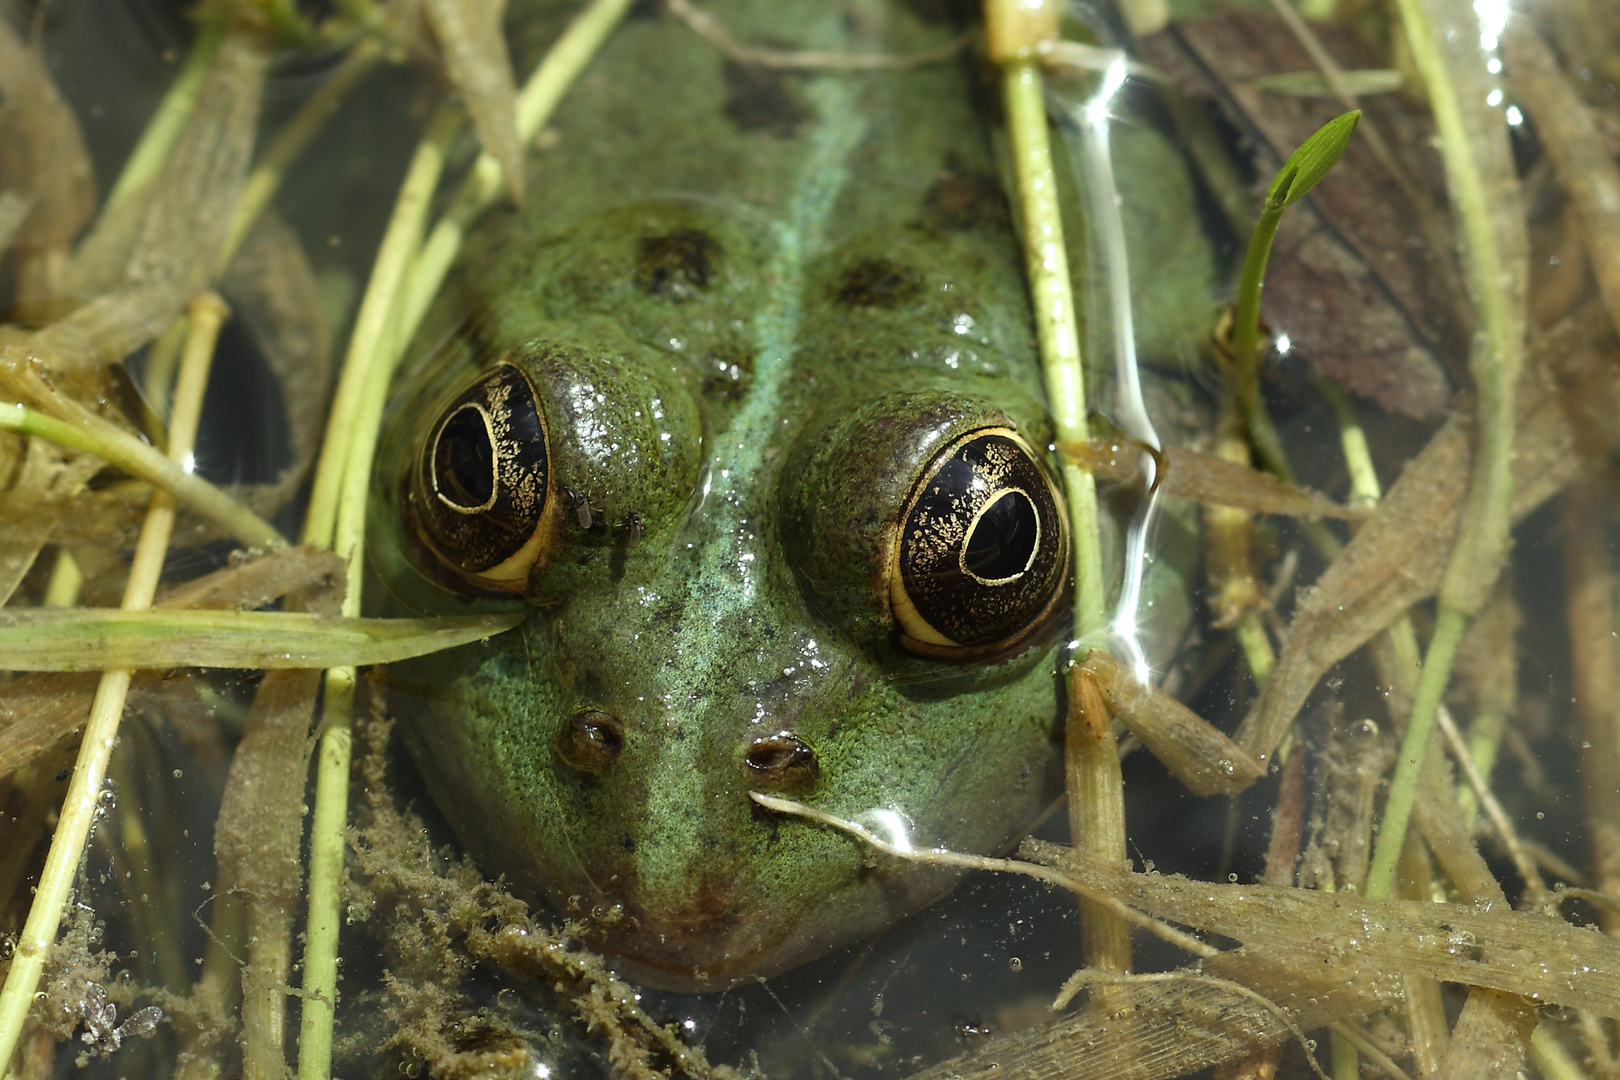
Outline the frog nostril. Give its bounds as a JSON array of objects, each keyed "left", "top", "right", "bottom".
[
  {"left": 743, "top": 734, "right": 819, "bottom": 791},
  {"left": 558, "top": 710, "right": 625, "bottom": 772}
]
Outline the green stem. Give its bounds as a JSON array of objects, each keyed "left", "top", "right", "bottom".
[
  {"left": 219, "top": 36, "right": 385, "bottom": 271},
  {"left": 1002, "top": 61, "right": 1105, "bottom": 636},
  {"left": 1230, "top": 207, "right": 1295, "bottom": 481},
  {"left": 1365, "top": 606, "right": 1466, "bottom": 900},
  {"left": 0, "top": 294, "right": 227, "bottom": 1074},
  {"left": 400, "top": 0, "right": 639, "bottom": 353},
  {"left": 1325, "top": 379, "right": 1422, "bottom": 690},
  {"left": 296, "top": 666, "right": 354, "bottom": 1080},
  {"left": 102, "top": 20, "right": 227, "bottom": 217},
  {"left": 298, "top": 105, "right": 462, "bottom": 550},
  {"left": 1000, "top": 45, "right": 1123, "bottom": 978},
  {"left": 292, "top": 7, "right": 637, "bottom": 1070},
  {"left": 1329, "top": 1028, "right": 1360, "bottom": 1080},
  {"left": 1531, "top": 1024, "right": 1592, "bottom": 1080},
  {"left": 253, "top": 0, "right": 316, "bottom": 46},
  {"left": 0, "top": 400, "right": 284, "bottom": 550},
  {"left": 1364, "top": 0, "right": 1526, "bottom": 896}
]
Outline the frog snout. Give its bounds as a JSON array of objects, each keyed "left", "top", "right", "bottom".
[{"left": 540, "top": 699, "right": 855, "bottom": 986}]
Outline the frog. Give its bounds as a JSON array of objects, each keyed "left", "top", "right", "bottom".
[{"left": 370, "top": 0, "right": 1218, "bottom": 992}]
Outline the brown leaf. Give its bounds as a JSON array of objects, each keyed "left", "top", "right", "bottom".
[
  {"left": 0, "top": 436, "right": 99, "bottom": 607},
  {"left": 221, "top": 211, "right": 336, "bottom": 516},
  {"left": 1232, "top": 302, "right": 1607, "bottom": 766},
  {"left": 1081, "top": 651, "right": 1264, "bottom": 796},
  {"left": 152, "top": 545, "right": 344, "bottom": 612},
  {"left": 0, "top": 15, "right": 96, "bottom": 255},
  {"left": 34, "top": 29, "right": 268, "bottom": 369},
  {"left": 423, "top": 0, "right": 524, "bottom": 205},
  {"left": 1506, "top": 27, "right": 1620, "bottom": 342},
  {"left": 1060, "top": 438, "right": 1359, "bottom": 519},
  {"left": 1140, "top": 11, "right": 1469, "bottom": 419},
  {"left": 905, "top": 950, "right": 1385, "bottom": 1080}
]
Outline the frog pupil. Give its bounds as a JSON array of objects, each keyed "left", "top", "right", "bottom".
[
  {"left": 962, "top": 489, "right": 1038, "bottom": 584},
  {"left": 435, "top": 405, "right": 496, "bottom": 510}
]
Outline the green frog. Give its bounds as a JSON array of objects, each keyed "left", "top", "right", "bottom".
[{"left": 371, "top": 0, "right": 1215, "bottom": 991}]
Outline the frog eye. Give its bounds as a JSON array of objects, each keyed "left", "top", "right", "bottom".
[
  {"left": 412, "top": 363, "right": 554, "bottom": 587},
  {"left": 889, "top": 427, "right": 1069, "bottom": 657}
]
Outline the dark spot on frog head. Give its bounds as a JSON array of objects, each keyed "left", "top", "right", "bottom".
[
  {"left": 834, "top": 258, "right": 923, "bottom": 309},
  {"left": 557, "top": 710, "right": 625, "bottom": 772},
  {"left": 721, "top": 60, "right": 808, "bottom": 137},
  {"left": 636, "top": 230, "right": 719, "bottom": 299},
  {"left": 920, "top": 167, "right": 1011, "bottom": 234},
  {"left": 743, "top": 733, "right": 819, "bottom": 792}
]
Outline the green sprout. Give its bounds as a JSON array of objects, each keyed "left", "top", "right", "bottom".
[{"left": 1230, "top": 109, "right": 1361, "bottom": 479}]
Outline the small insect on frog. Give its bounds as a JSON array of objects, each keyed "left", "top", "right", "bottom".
[{"left": 371, "top": 0, "right": 1214, "bottom": 990}]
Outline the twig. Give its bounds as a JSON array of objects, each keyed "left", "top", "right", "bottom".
[
  {"left": 1435, "top": 702, "right": 1548, "bottom": 899},
  {"left": 0, "top": 292, "right": 228, "bottom": 1072},
  {"left": 1035, "top": 39, "right": 1163, "bottom": 82},
  {"left": 749, "top": 793, "right": 1215, "bottom": 959}
]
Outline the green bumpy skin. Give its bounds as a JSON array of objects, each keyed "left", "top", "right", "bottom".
[{"left": 370, "top": 0, "right": 1214, "bottom": 990}]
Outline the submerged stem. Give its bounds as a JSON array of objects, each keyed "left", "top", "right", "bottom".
[
  {"left": 0, "top": 400, "right": 284, "bottom": 550},
  {"left": 293, "top": 7, "right": 636, "bottom": 1070},
  {"left": 299, "top": 105, "right": 461, "bottom": 551},
  {"left": 987, "top": 0, "right": 1124, "bottom": 977},
  {"left": 0, "top": 292, "right": 227, "bottom": 1072},
  {"left": 102, "top": 20, "right": 226, "bottom": 217},
  {"left": 1366, "top": 0, "right": 1527, "bottom": 901},
  {"left": 220, "top": 35, "right": 385, "bottom": 271},
  {"left": 400, "top": 0, "right": 639, "bottom": 354}
]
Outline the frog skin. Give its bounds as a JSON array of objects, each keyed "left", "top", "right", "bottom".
[{"left": 371, "top": 0, "right": 1213, "bottom": 991}]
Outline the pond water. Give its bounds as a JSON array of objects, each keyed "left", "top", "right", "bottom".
[{"left": 1, "top": 0, "right": 1618, "bottom": 1077}]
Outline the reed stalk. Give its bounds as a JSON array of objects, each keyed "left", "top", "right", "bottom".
[
  {"left": 0, "top": 292, "right": 228, "bottom": 1072},
  {"left": 1365, "top": 0, "right": 1527, "bottom": 903}
]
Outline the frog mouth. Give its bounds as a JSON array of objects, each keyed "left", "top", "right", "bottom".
[{"left": 576, "top": 831, "right": 963, "bottom": 993}]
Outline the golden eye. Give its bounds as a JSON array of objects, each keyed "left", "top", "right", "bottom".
[
  {"left": 889, "top": 427, "right": 1069, "bottom": 657},
  {"left": 413, "top": 364, "right": 554, "bottom": 587}
]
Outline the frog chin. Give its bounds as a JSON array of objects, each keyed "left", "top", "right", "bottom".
[{"left": 583, "top": 857, "right": 963, "bottom": 993}]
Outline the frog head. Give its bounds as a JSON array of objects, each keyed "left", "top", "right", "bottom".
[{"left": 373, "top": 199, "right": 1075, "bottom": 989}]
